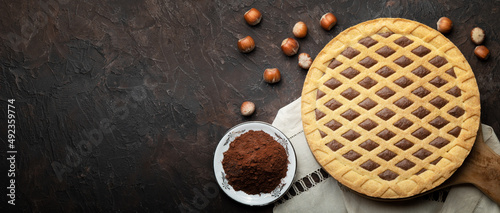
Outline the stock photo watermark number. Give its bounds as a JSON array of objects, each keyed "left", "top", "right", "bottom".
[{"left": 6, "top": 99, "right": 17, "bottom": 205}]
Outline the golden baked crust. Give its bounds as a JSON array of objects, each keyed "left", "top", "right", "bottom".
[{"left": 301, "top": 18, "right": 480, "bottom": 198}]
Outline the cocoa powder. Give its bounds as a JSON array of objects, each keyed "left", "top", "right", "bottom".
[{"left": 222, "top": 130, "right": 288, "bottom": 194}]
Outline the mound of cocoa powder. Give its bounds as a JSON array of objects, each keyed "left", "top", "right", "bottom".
[{"left": 222, "top": 130, "right": 288, "bottom": 194}]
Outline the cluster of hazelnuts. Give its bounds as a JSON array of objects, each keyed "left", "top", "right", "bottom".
[
  {"left": 238, "top": 8, "right": 338, "bottom": 116},
  {"left": 437, "top": 17, "right": 490, "bottom": 60},
  {"left": 240, "top": 15, "right": 490, "bottom": 116}
]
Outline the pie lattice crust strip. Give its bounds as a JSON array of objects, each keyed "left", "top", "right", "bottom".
[{"left": 301, "top": 18, "right": 480, "bottom": 198}]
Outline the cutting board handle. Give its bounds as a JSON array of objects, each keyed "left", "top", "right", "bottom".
[
  {"left": 361, "top": 125, "right": 500, "bottom": 204},
  {"left": 465, "top": 132, "right": 500, "bottom": 204},
  {"left": 446, "top": 125, "right": 500, "bottom": 204}
]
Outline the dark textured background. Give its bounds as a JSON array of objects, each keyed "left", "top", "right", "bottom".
[{"left": 1, "top": 0, "right": 499, "bottom": 212}]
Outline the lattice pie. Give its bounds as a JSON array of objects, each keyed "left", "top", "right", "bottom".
[{"left": 301, "top": 18, "right": 480, "bottom": 198}]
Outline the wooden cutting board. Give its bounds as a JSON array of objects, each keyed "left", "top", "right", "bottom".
[
  {"left": 365, "top": 125, "right": 500, "bottom": 204},
  {"left": 436, "top": 125, "right": 500, "bottom": 204}
]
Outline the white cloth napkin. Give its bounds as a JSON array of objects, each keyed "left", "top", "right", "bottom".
[{"left": 272, "top": 98, "right": 500, "bottom": 213}]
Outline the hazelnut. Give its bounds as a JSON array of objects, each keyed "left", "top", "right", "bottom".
[
  {"left": 240, "top": 101, "right": 255, "bottom": 116},
  {"left": 263, "top": 68, "right": 281, "bottom": 84},
  {"left": 298, "top": 53, "right": 312, "bottom": 69},
  {"left": 471, "top": 27, "right": 485, "bottom": 45},
  {"left": 281, "top": 38, "right": 299, "bottom": 56},
  {"left": 293, "top": 21, "right": 308, "bottom": 38},
  {"left": 244, "top": 8, "right": 262, "bottom": 26},
  {"left": 437, "top": 17, "right": 453, "bottom": 34},
  {"left": 474, "top": 45, "right": 490, "bottom": 60},
  {"left": 237, "top": 36, "right": 255, "bottom": 53},
  {"left": 320, "top": 13, "right": 337, "bottom": 31}
]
